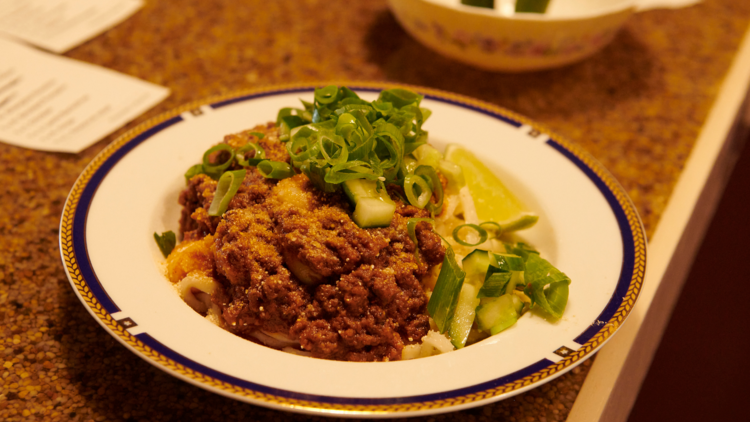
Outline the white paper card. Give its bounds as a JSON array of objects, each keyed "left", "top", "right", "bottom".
[
  {"left": 0, "top": 0, "right": 143, "bottom": 53},
  {"left": 0, "top": 38, "right": 169, "bottom": 153}
]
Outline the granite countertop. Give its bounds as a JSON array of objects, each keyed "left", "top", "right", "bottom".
[{"left": 1, "top": 0, "right": 749, "bottom": 421}]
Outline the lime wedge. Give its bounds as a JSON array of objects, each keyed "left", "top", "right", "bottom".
[{"left": 444, "top": 144, "right": 528, "bottom": 223}]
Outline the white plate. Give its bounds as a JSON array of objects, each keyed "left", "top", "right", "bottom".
[{"left": 60, "top": 83, "right": 646, "bottom": 417}]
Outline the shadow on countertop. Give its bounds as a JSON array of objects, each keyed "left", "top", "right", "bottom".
[
  {"left": 362, "top": 10, "right": 660, "bottom": 120},
  {"left": 628, "top": 132, "right": 750, "bottom": 421}
]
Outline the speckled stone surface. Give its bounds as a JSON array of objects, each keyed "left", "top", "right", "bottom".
[{"left": 1, "top": 0, "right": 749, "bottom": 421}]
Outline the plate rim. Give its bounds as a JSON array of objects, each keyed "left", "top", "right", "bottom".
[{"left": 59, "top": 81, "right": 646, "bottom": 417}]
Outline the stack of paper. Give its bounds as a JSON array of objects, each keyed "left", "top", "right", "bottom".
[{"left": 0, "top": 0, "right": 170, "bottom": 153}]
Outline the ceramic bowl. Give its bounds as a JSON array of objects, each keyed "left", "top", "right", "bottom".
[
  {"left": 60, "top": 84, "right": 647, "bottom": 416},
  {"left": 386, "top": 0, "right": 635, "bottom": 72}
]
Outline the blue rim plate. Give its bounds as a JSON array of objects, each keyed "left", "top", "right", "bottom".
[{"left": 59, "top": 83, "right": 646, "bottom": 417}]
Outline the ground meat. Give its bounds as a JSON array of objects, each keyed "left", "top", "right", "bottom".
[
  {"left": 223, "top": 122, "right": 289, "bottom": 163},
  {"left": 212, "top": 205, "right": 310, "bottom": 335},
  {"left": 179, "top": 124, "right": 285, "bottom": 240},
  {"left": 176, "top": 125, "right": 446, "bottom": 362},
  {"left": 178, "top": 174, "right": 217, "bottom": 240},
  {"left": 290, "top": 262, "right": 430, "bottom": 361},
  {"left": 275, "top": 202, "right": 390, "bottom": 280}
]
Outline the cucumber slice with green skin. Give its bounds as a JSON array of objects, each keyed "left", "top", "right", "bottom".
[
  {"left": 477, "top": 272, "right": 511, "bottom": 298},
  {"left": 448, "top": 283, "right": 481, "bottom": 349},
  {"left": 462, "top": 249, "right": 491, "bottom": 288},
  {"left": 343, "top": 179, "right": 396, "bottom": 228},
  {"left": 491, "top": 253, "right": 525, "bottom": 272},
  {"left": 476, "top": 294, "right": 519, "bottom": 335},
  {"left": 506, "top": 271, "right": 524, "bottom": 295},
  {"left": 412, "top": 144, "right": 443, "bottom": 169},
  {"left": 511, "top": 293, "right": 524, "bottom": 314}
]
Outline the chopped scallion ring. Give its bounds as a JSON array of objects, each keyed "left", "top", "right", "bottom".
[
  {"left": 208, "top": 169, "right": 246, "bottom": 216},
  {"left": 314, "top": 85, "right": 339, "bottom": 105},
  {"left": 236, "top": 143, "right": 266, "bottom": 167},
  {"left": 287, "top": 134, "right": 313, "bottom": 163},
  {"left": 479, "top": 221, "right": 502, "bottom": 233},
  {"left": 415, "top": 165, "right": 444, "bottom": 215},
  {"left": 202, "top": 144, "right": 235, "bottom": 179},
  {"left": 184, "top": 163, "right": 205, "bottom": 183},
  {"left": 257, "top": 160, "right": 295, "bottom": 179},
  {"left": 479, "top": 214, "right": 539, "bottom": 237},
  {"left": 248, "top": 131, "right": 266, "bottom": 139},
  {"left": 318, "top": 134, "right": 349, "bottom": 166},
  {"left": 403, "top": 174, "right": 432, "bottom": 209},
  {"left": 407, "top": 217, "right": 434, "bottom": 248},
  {"left": 452, "top": 224, "right": 489, "bottom": 247}
]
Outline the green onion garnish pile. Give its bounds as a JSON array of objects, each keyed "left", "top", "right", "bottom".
[
  {"left": 182, "top": 86, "right": 445, "bottom": 221},
  {"left": 281, "top": 86, "right": 441, "bottom": 215}
]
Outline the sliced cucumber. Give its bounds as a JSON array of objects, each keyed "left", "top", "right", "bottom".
[
  {"left": 491, "top": 253, "right": 525, "bottom": 272},
  {"left": 448, "top": 283, "right": 481, "bottom": 349},
  {"left": 412, "top": 144, "right": 443, "bottom": 169},
  {"left": 343, "top": 179, "right": 396, "bottom": 228},
  {"left": 506, "top": 271, "right": 524, "bottom": 295},
  {"left": 476, "top": 294, "right": 519, "bottom": 335},
  {"left": 461, "top": 249, "right": 491, "bottom": 288},
  {"left": 476, "top": 272, "right": 511, "bottom": 298}
]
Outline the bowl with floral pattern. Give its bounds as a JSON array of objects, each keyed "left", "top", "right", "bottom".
[{"left": 386, "top": 0, "right": 635, "bottom": 72}]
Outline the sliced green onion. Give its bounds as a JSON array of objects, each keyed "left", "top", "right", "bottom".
[
  {"left": 325, "top": 160, "right": 378, "bottom": 184},
  {"left": 319, "top": 134, "right": 349, "bottom": 166},
  {"left": 407, "top": 217, "right": 439, "bottom": 264},
  {"left": 249, "top": 131, "right": 266, "bottom": 139},
  {"left": 184, "top": 163, "right": 205, "bottom": 183},
  {"left": 279, "top": 114, "right": 308, "bottom": 141},
  {"left": 281, "top": 115, "right": 307, "bottom": 130},
  {"left": 479, "top": 214, "right": 539, "bottom": 238},
  {"left": 479, "top": 221, "right": 502, "bottom": 235},
  {"left": 403, "top": 138, "right": 427, "bottom": 156},
  {"left": 202, "top": 144, "right": 235, "bottom": 179},
  {"left": 427, "top": 245, "right": 466, "bottom": 333},
  {"left": 301, "top": 161, "right": 338, "bottom": 193},
  {"left": 452, "top": 224, "right": 489, "bottom": 247},
  {"left": 415, "top": 165, "right": 444, "bottom": 215},
  {"left": 505, "top": 242, "right": 540, "bottom": 261},
  {"left": 378, "top": 88, "right": 422, "bottom": 109},
  {"left": 403, "top": 156, "right": 418, "bottom": 174},
  {"left": 477, "top": 272, "right": 512, "bottom": 298},
  {"left": 314, "top": 85, "right": 339, "bottom": 105},
  {"left": 522, "top": 252, "right": 570, "bottom": 319},
  {"left": 277, "top": 107, "right": 293, "bottom": 125},
  {"left": 287, "top": 131, "right": 315, "bottom": 163},
  {"left": 236, "top": 143, "right": 266, "bottom": 167},
  {"left": 420, "top": 107, "right": 432, "bottom": 122},
  {"left": 208, "top": 170, "right": 246, "bottom": 216},
  {"left": 403, "top": 174, "right": 432, "bottom": 209},
  {"left": 275, "top": 86, "right": 433, "bottom": 228},
  {"left": 257, "top": 160, "right": 295, "bottom": 179},
  {"left": 500, "top": 214, "right": 539, "bottom": 233},
  {"left": 153, "top": 231, "right": 176, "bottom": 258}
]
